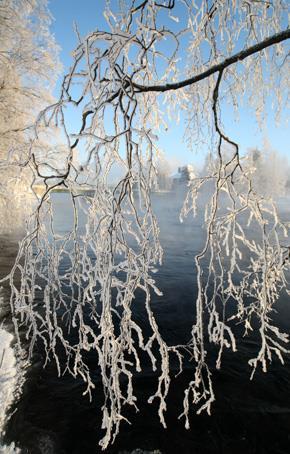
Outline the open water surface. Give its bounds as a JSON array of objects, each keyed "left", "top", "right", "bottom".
[{"left": 1, "top": 192, "right": 290, "bottom": 454}]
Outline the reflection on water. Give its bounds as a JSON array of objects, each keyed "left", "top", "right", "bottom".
[{"left": 1, "top": 192, "right": 290, "bottom": 453}]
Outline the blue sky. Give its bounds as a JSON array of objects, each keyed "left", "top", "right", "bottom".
[{"left": 48, "top": 0, "right": 289, "bottom": 171}]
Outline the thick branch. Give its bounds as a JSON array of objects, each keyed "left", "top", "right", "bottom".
[{"left": 132, "top": 29, "right": 290, "bottom": 92}]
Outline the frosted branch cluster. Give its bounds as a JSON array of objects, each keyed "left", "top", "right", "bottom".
[{"left": 3, "top": 0, "right": 290, "bottom": 449}]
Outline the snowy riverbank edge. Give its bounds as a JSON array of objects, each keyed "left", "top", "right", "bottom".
[{"left": 0, "top": 325, "right": 21, "bottom": 453}]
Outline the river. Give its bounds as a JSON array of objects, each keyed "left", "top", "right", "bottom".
[{"left": 1, "top": 192, "right": 290, "bottom": 454}]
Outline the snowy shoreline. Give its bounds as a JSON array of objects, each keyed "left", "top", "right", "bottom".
[{"left": 0, "top": 322, "right": 20, "bottom": 453}]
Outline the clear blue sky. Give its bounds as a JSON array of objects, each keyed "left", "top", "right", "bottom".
[{"left": 48, "top": 0, "right": 289, "bottom": 171}]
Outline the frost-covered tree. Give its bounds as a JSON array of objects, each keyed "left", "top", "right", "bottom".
[
  {"left": 247, "top": 147, "right": 289, "bottom": 197},
  {"left": 155, "top": 156, "right": 173, "bottom": 190},
  {"left": 3, "top": 0, "right": 290, "bottom": 450},
  {"left": 0, "top": 0, "right": 61, "bottom": 233}
]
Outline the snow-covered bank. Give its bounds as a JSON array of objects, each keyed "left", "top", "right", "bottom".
[
  {"left": 0, "top": 328, "right": 17, "bottom": 433},
  {"left": 0, "top": 443, "right": 19, "bottom": 454},
  {"left": 0, "top": 327, "right": 20, "bottom": 453}
]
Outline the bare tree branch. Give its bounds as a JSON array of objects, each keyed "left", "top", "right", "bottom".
[{"left": 132, "top": 28, "right": 290, "bottom": 92}]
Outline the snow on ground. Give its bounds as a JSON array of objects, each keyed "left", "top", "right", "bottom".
[
  {"left": 0, "top": 443, "right": 19, "bottom": 454},
  {"left": 0, "top": 328, "right": 16, "bottom": 431},
  {"left": 0, "top": 327, "right": 20, "bottom": 453}
]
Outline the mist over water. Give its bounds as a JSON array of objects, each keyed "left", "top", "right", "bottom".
[{"left": 1, "top": 192, "right": 290, "bottom": 453}]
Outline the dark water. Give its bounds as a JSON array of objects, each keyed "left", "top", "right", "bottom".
[{"left": 1, "top": 192, "right": 290, "bottom": 454}]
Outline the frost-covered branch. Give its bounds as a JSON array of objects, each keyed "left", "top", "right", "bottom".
[{"left": 4, "top": 0, "right": 290, "bottom": 450}]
